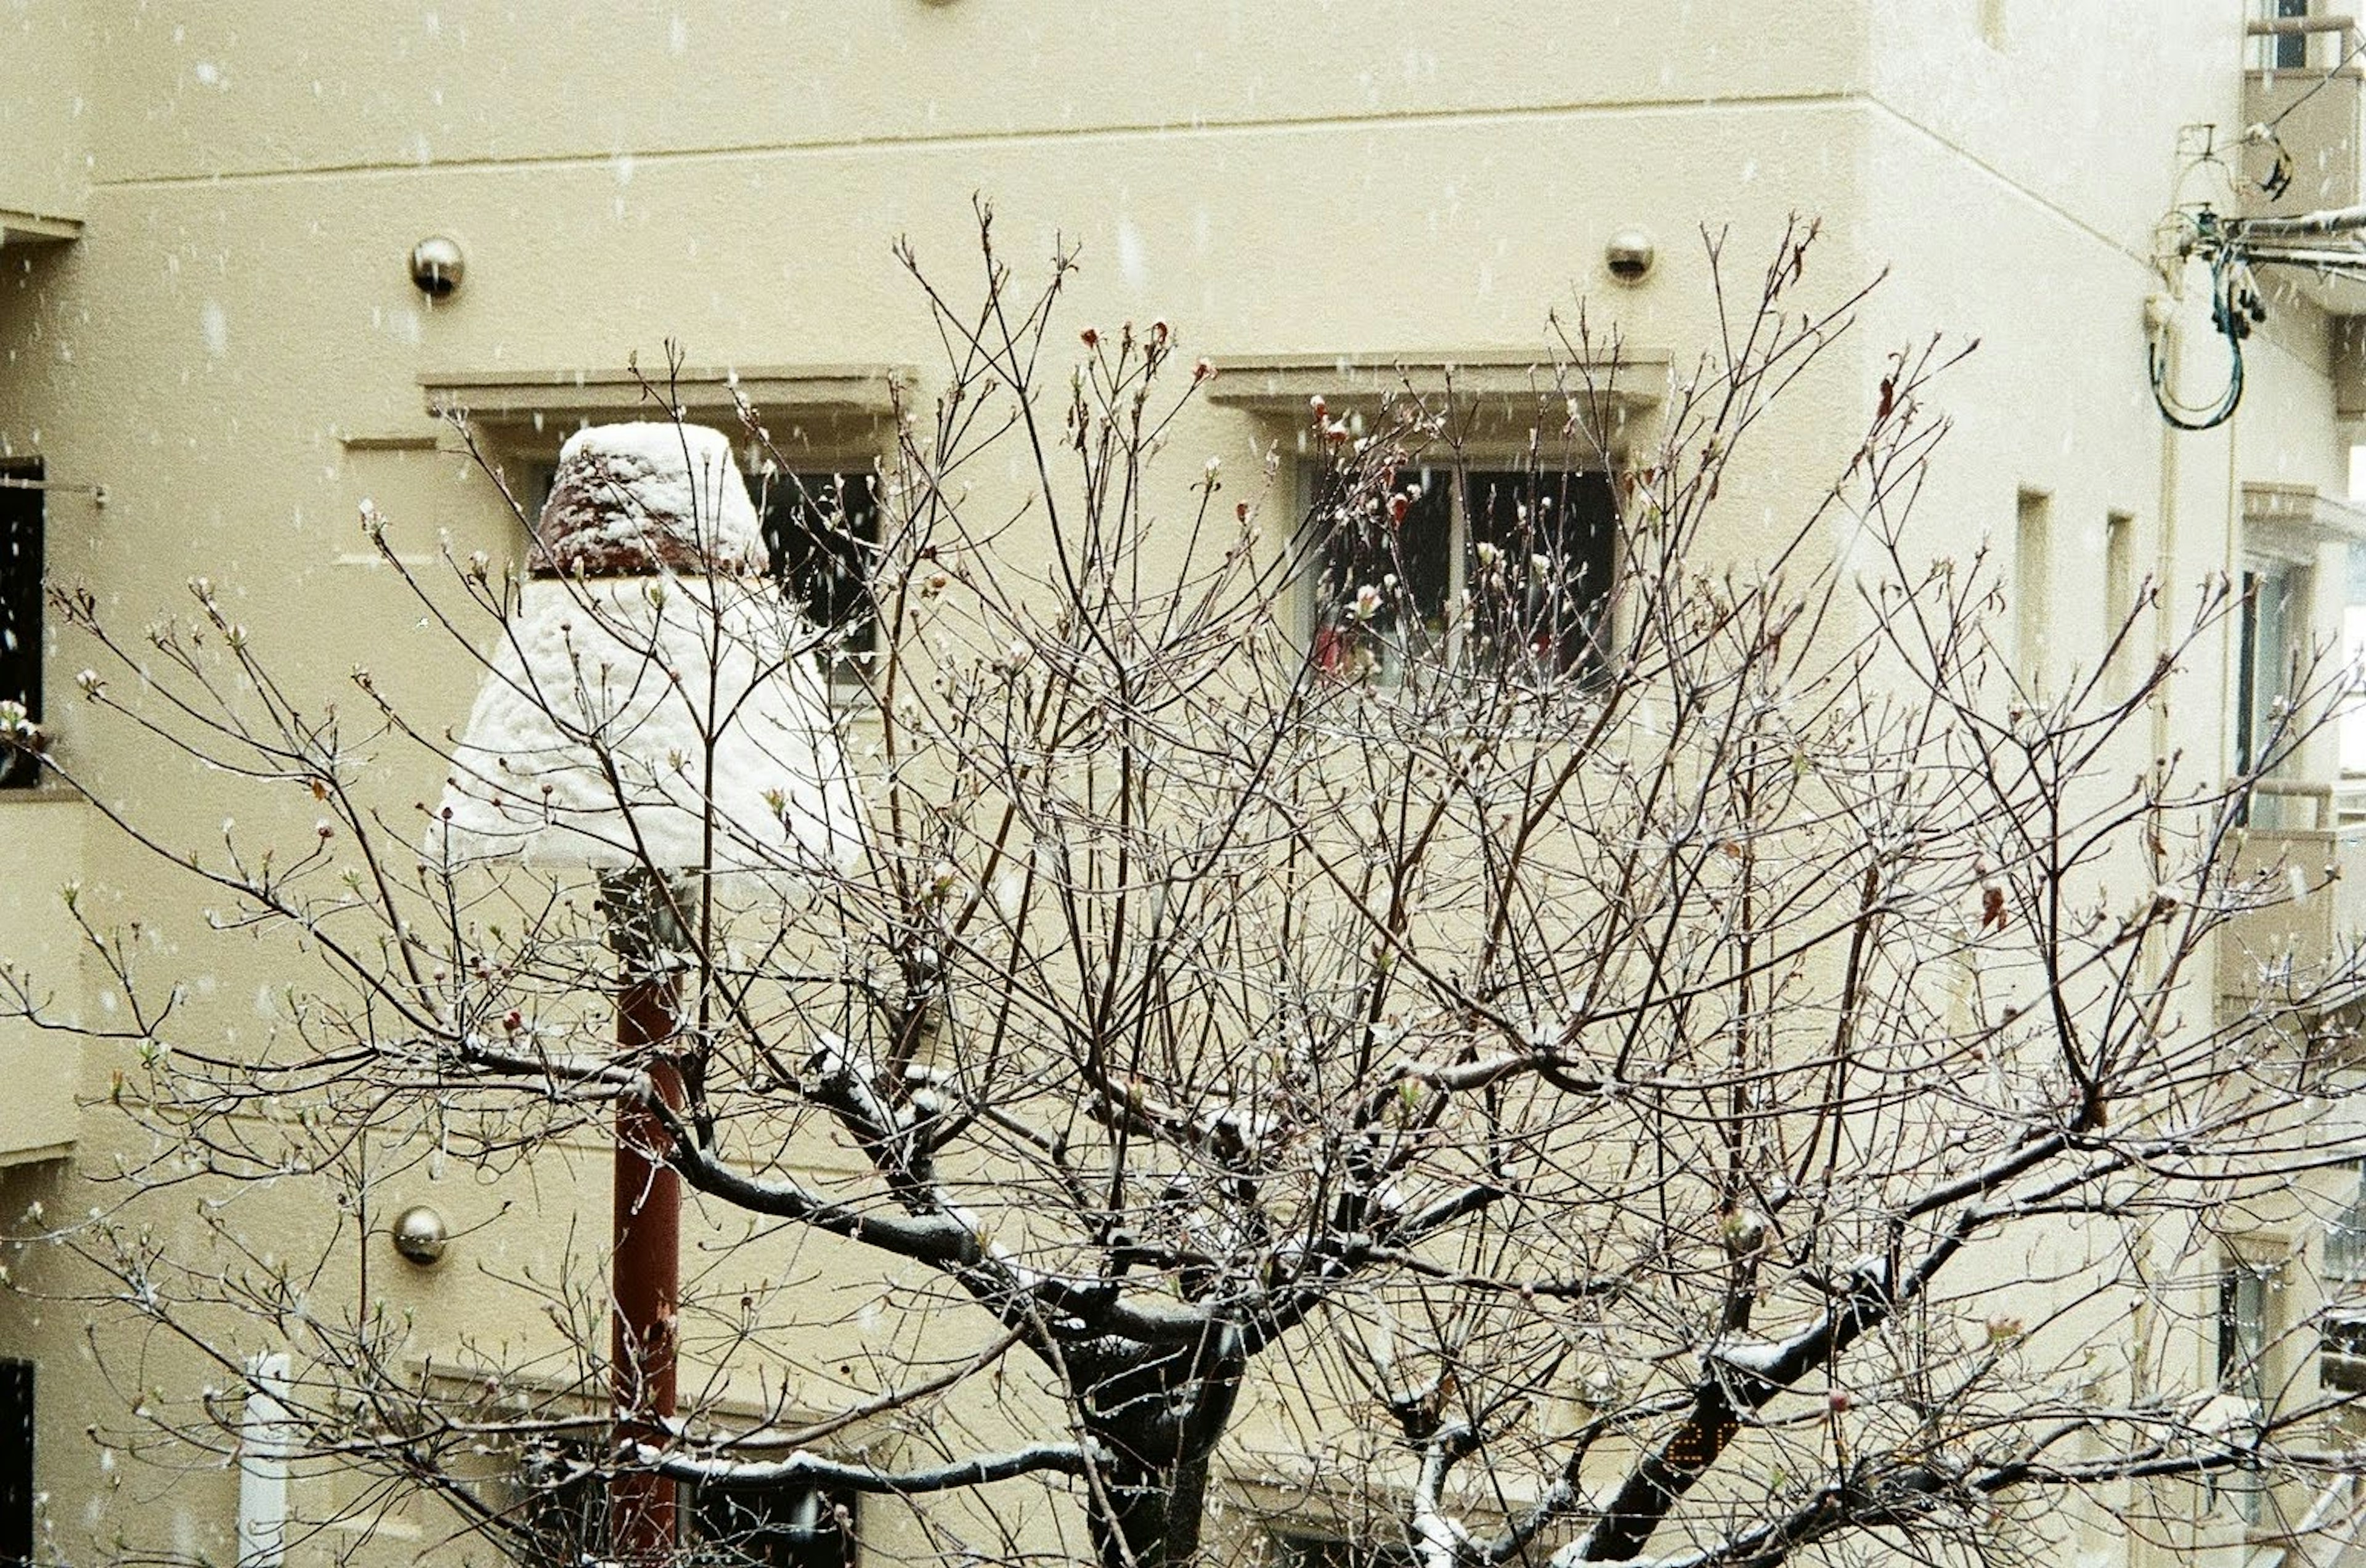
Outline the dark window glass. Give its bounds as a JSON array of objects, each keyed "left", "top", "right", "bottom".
[
  {"left": 685, "top": 1480, "right": 859, "bottom": 1568},
  {"left": 0, "top": 1360, "right": 32, "bottom": 1567},
  {"left": 1272, "top": 1530, "right": 1417, "bottom": 1568},
  {"left": 1464, "top": 468, "right": 1617, "bottom": 676},
  {"left": 2217, "top": 1264, "right": 2270, "bottom": 1521},
  {"left": 754, "top": 469, "right": 879, "bottom": 676},
  {"left": 1315, "top": 466, "right": 1614, "bottom": 682},
  {"left": 513, "top": 1447, "right": 861, "bottom": 1568},
  {"left": 2219, "top": 1265, "right": 2269, "bottom": 1403},
  {"left": 1318, "top": 465, "right": 1455, "bottom": 676},
  {"left": 2277, "top": 0, "right": 2311, "bottom": 69},
  {"left": 0, "top": 463, "right": 41, "bottom": 790},
  {"left": 514, "top": 1444, "right": 604, "bottom": 1568}
]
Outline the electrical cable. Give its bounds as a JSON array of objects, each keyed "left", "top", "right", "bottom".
[
  {"left": 2145, "top": 28, "right": 2366, "bottom": 433},
  {"left": 2242, "top": 28, "right": 2366, "bottom": 200},
  {"left": 2150, "top": 227, "right": 2257, "bottom": 433},
  {"left": 2259, "top": 28, "right": 2366, "bottom": 134}
]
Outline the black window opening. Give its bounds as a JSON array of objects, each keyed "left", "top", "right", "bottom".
[
  {"left": 0, "top": 1360, "right": 31, "bottom": 1568},
  {"left": 1315, "top": 466, "right": 1614, "bottom": 684},
  {"left": 1271, "top": 1529, "right": 1419, "bottom": 1568},
  {"left": 753, "top": 469, "right": 880, "bottom": 684},
  {"left": 0, "top": 461, "right": 41, "bottom": 790},
  {"left": 685, "top": 1479, "right": 860, "bottom": 1568},
  {"left": 513, "top": 1450, "right": 858, "bottom": 1568},
  {"left": 2219, "top": 1264, "right": 2270, "bottom": 1404},
  {"left": 2217, "top": 1263, "right": 2272, "bottom": 1521},
  {"left": 2324, "top": 1309, "right": 2366, "bottom": 1394},
  {"left": 2275, "top": 0, "right": 2311, "bottom": 69}
]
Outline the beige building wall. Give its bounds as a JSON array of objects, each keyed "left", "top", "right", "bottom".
[
  {"left": 0, "top": 1, "right": 89, "bottom": 230},
  {"left": 0, "top": 4, "right": 2360, "bottom": 1566}
]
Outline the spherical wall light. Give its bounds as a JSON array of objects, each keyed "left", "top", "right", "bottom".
[
  {"left": 391, "top": 1204, "right": 450, "bottom": 1266},
  {"left": 409, "top": 235, "right": 466, "bottom": 299}
]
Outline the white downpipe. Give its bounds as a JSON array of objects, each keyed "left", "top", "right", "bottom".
[{"left": 237, "top": 1352, "right": 291, "bottom": 1568}]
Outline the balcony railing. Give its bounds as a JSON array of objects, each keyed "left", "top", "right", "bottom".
[
  {"left": 2218, "top": 782, "right": 2366, "bottom": 999},
  {"left": 2245, "top": 13, "right": 2366, "bottom": 218}
]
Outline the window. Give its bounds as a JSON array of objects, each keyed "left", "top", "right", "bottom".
[
  {"left": 751, "top": 467, "right": 880, "bottom": 689},
  {"left": 513, "top": 1442, "right": 606, "bottom": 1568},
  {"left": 0, "top": 461, "right": 40, "bottom": 790},
  {"left": 2104, "top": 510, "right": 2137, "bottom": 697},
  {"left": 2218, "top": 1260, "right": 2275, "bottom": 1523},
  {"left": 2237, "top": 558, "right": 2307, "bottom": 827},
  {"left": 0, "top": 1360, "right": 28, "bottom": 1568},
  {"left": 2341, "top": 543, "right": 2366, "bottom": 776},
  {"left": 2219, "top": 1263, "right": 2271, "bottom": 1404},
  {"left": 2327, "top": 1163, "right": 2366, "bottom": 1281},
  {"left": 1314, "top": 465, "right": 1614, "bottom": 684},
  {"left": 2014, "top": 488, "right": 2052, "bottom": 691},
  {"left": 510, "top": 1445, "right": 859, "bottom": 1568},
  {"left": 2272, "top": 0, "right": 2312, "bottom": 70},
  {"left": 684, "top": 1478, "right": 860, "bottom": 1568},
  {"left": 498, "top": 451, "right": 882, "bottom": 693},
  {"left": 2322, "top": 1310, "right": 2366, "bottom": 1394}
]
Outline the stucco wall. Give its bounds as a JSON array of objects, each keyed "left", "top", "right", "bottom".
[
  {"left": 0, "top": 5, "right": 2356, "bottom": 1566},
  {"left": 0, "top": 0, "right": 91, "bottom": 224}
]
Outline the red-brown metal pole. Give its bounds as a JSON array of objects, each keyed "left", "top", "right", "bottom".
[{"left": 610, "top": 969, "right": 684, "bottom": 1566}]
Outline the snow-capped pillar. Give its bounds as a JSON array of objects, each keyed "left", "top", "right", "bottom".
[{"left": 430, "top": 423, "right": 860, "bottom": 1567}]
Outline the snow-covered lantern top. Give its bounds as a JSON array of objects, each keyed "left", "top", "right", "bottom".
[{"left": 429, "top": 422, "right": 860, "bottom": 877}]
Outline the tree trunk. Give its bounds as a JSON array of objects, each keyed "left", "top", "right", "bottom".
[
  {"left": 1073, "top": 1329, "right": 1243, "bottom": 1568},
  {"left": 1090, "top": 1450, "right": 1215, "bottom": 1568}
]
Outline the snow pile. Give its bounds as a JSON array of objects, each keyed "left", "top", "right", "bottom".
[
  {"left": 430, "top": 574, "right": 860, "bottom": 874},
  {"left": 531, "top": 422, "right": 763, "bottom": 577},
  {"left": 430, "top": 424, "right": 860, "bottom": 877}
]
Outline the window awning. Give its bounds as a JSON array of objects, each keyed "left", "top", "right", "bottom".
[
  {"left": 0, "top": 209, "right": 78, "bottom": 248},
  {"left": 418, "top": 364, "right": 908, "bottom": 458},
  {"left": 1203, "top": 348, "right": 1666, "bottom": 460}
]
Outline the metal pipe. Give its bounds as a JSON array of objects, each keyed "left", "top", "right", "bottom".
[
  {"left": 609, "top": 970, "right": 685, "bottom": 1566},
  {"left": 0, "top": 477, "right": 104, "bottom": 503},
  {"left": 2235, "top": 203, "right": 2366, "bottom": 239},
  {"left": 237, "top": 1353, "right": 292, "bottom": 1568}
]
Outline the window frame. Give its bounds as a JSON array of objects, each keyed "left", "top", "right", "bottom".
[
  {"left": 2327, "top": 1161, "right": 2366, "bottom": 1283},
  {"left": 507, "top": 1439, "right": 861, "bottom": 1568},
  {"left": 2215, "top": 1256, "right": 2280, "bottom": 1525},
  {"left": 1304, "top": 455, "right": 1619, "bottom": 688},
  {"left": 0, "top": 458, "right": 42, "bottom": 791},
  {"left": 680, "top": 1474, "right": 861, "bottom": 1568},
  {"left": 744, "top": 460, "right": 885, "bottom": 700}
]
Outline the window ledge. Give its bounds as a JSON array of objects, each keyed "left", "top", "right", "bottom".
[
  {"left": 1206, "top": 348, "right": 1665, "bottom": 455},
  {"left": 0, "top": 209, "right": 79, "bottom": 247},
  {"left": 420, "top": 362, "right": 910, "bottom": 453},
  {"left": 0, "top": 777, "right": 86, "bottom": 806}
]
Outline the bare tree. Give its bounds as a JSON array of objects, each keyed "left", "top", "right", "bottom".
[{"left": 6, "top": 212, "right": 2362, "bottom": 1568}]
